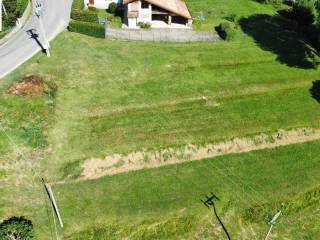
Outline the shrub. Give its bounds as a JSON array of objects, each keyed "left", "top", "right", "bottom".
[
  {"left": 21, "top": 122, "right": 48, "bottom": 148},
  {"left": 292, "top": 0, "right": 317, "bottom": 26},
  {"left": 69, "top": 20, "right": 105, "bottom": 38},
  {"left": 137, "top": 22, "right": 151, "bottom": 29},
  {"left": 0, "top": 216, "right": 34, "bottom": 240},
  {"left": 224, "top": 13, "right": 237, "bottom": 23},
  {"left": 108, "top": 2, "right": 118, "bottom": 14},
  {"left": 16, "top": 0, "right": 29, "bottom": 17},
  {"left": 72, "top": 0, "right": 84, "bottom": 11},
  {"left": 71, "top": 9, "right": 99, "bottom": 23},
  {"left": 216, "top": 21, "right": 236, "bottom": 41}
]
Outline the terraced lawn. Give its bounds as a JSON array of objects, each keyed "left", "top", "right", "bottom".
[{"left": 0, "top": 0, "right": 319, "bottom": 239}]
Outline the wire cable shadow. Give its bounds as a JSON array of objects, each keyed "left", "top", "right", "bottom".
[
  {"left": 201, "top": 193, "right": 232, "bottom": 240},
  {"left": 26, "top": 29, "right": 46, "bottom": 54}
]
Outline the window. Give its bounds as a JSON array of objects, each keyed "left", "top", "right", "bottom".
[{"left": 141, "top": 1, "right": 149, "bottom": 9}]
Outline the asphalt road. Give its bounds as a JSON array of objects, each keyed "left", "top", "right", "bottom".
[{"left": 0, "top": 0, "right": 72, "bottom": 79}]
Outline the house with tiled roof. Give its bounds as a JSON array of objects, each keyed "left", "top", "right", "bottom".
[{"left": 123, "top": 0, "right": 193, "bottom": 28}]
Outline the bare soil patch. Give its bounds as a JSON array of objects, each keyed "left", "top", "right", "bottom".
[
  {"left": 82, "top": 128, "right": 320, "bottom": 180},
  {"left": 4, "top": 75, "right": 46, "bottom": 97}
]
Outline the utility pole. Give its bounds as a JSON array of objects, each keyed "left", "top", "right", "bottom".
[
  {"left": 201, "top": 193, "right": 232, "bottom": 240},
  {"left": 42, "top": 178, "right": 64, "bottom": 228},
  {"left": 33, "top": 0, "right": 50, "bottom": 56},
  {"left": 264, "top": 210, "right": 282, "bottom": 240}
]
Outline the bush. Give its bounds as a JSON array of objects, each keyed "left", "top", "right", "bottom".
[
  {"left": 3, "top": 0, "right": 19, "bottom": 28},
  {"left": 137, "top": 22, "right": 151, "bottom": 29},
  {"left": 0, "top": 216, "right": 34, "bottom": 240},
  {"left": 72, "top": 0, "right": 84, "bottom": 10},
  {"left": 71, "top": 9, "right": 99, "bottom": 23},
  {"left": 216, "top": 21, "right": 236, "bottom": 41},
  {"left": 16, "top": 0, "right": 29, "bottom": 17},
  {"left": 108, "top": 2, "right": 118, "bottom": 14},
  {"left": 224, "top": 13, "right": 237, "bottom": 23},
  {"left": 292, "top": 0, "right": 317, "bottom": 26},
  {"left": 69, "top": 20, "right": 105, "bottom": 38}
]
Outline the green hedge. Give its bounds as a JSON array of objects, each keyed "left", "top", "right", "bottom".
[
  {"left": 16, "top": 0, "right": 29, "bottom": 17},
  {"left": 216, "top": 21, "right": 236, "bottom": 41},
  {"left": 71, "top": 9, "right": 99, "bottom": 23},
  {"left": 68, "top": 20, "right": 105, "bottom": 38},
  {"left": 72, "top": 0, "right": 84, "bottom": 11}
]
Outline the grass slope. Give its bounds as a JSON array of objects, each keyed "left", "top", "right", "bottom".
[
  {"left": 0, "top": 0, "right": 319, "bottom": 239},
  {"left": 54, "top": 141, "right": 320, "bottom": 239}
]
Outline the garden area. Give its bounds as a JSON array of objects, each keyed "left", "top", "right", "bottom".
[{"left": 69, "top": 0, "right": 122, "bottom": 38}]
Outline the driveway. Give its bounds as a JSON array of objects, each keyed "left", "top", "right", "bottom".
[{"left": 0, "top": 0, "right": 72, "bottom": 79}]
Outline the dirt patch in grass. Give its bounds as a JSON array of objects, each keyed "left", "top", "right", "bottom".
[
  {"left": 81, "top": 128, "right": 320, "bottom": 180},
  {"left": 4, "top": 75, "right": 46, "bottom": 97}
]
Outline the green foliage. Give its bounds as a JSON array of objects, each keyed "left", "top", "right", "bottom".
[
  {"left": 224, "top": 13, "right": 238, "bottom": 23},
  {"left": 106, "top": 13, "right": 122, "bottom": 28},
  {"left": 107, "top": 2, "right": 118, "bottom": 14},
  {"left": 68, "top": 20, "right": 105, "bottom": 38},
  {"left": 21, "top": 122, "right": 47, "bottom": 148},
  {"left": 16, "top": 0, "right": 29, "bottom": 16},
  {"left": 71, "top": 9, "right": 99, "bottom": 23},
  {"left": 292, "top": 0, "right": 317, "bottom": 26},
  {"left": 2, "top": 0, "right": 29, "bottom": 29},
  {"left": 243, "top": 185, "right": 320, "bottom": 222},
  {"left": 137, "top": 22, "right": 151, "bottom": 29},
  {"left": 216, "top": 21, "right": 236, "bottom": 41},
  {"left": 72, "top": 0, "right": 84, "bottom": 10},
  {"left": 3, "top": 0, "right": 19, "bottom": 28},
  {"left": 0, "top": 216, "right": 34, "bottom": 240},
  {"left": 62, "top": 160, "right": 83, "bottom": 179}
]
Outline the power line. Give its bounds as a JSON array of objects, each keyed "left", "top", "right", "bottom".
[{"left": 0, "top": 122, "right": 56, "bottom": 240}]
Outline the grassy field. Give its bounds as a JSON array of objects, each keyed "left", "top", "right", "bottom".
[{"left": 0, "top": 0, "right": 320, "bottom": 239}]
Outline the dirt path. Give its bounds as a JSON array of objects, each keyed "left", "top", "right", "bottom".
[{"left": 82, "top": 128, "right": 320, "bottom": 180}]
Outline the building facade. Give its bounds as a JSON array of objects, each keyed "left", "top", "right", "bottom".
[{"left": 123, "top": 0, "right": 193, "bottom": 29}]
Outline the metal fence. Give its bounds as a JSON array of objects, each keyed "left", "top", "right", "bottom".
[{"left": 105, "top": 27, "right": 220, "bottom": 42}]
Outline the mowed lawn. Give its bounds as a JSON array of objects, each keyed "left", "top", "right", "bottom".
[{"left": 0, "top": 0, "right": 320, "bottom": 239}]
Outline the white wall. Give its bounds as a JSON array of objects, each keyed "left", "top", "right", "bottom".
[
  {"left": 84, "top": 0, "right": 118, "bottom": 9},
  {"left": 137, "top": 1, "right": 151, "bottom": 23},
  {"left": 128, "top": 18, "right": 137, "bottom": 28}
]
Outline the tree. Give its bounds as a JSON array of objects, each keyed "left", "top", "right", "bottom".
[
  {"left": 107, "top": 2, "right": 117, "bottom": 14},
  {"left": 0, "top": 216, "right": 34, "bottom": 240},
  {"left": 292, "top": 0, "right": 317, "bottom": 26}
]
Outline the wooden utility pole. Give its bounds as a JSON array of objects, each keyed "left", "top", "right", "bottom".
[
  {"left": 42, "top": 178, "right": 64, "bottom": 228},
  {"left": 264, "top": 210, "right": 282, "bottom": 240}
]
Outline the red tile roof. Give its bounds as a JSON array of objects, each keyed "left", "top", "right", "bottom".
[{"left": 124, "top": 0, "right": 192, "bottom": 19}]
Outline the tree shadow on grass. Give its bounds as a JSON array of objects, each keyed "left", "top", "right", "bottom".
[
  {"left": 310, "top": 80, "right": 320, "bottom": 103},
  {"left": 239, "top": 14, "right": 316, "bottom": 69}
]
